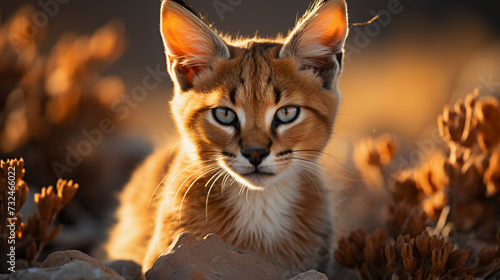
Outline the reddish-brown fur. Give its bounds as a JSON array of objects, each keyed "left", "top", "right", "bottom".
[{"left": 105, "top": 0, "right": 348, "bottom": 278}]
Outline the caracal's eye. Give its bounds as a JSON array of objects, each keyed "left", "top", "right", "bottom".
[
  {"left": 275, "top": 106, "right": 300, "bottom": 124},
  {"left": 213, "top": 107, "right": 237, "bottom": 125}
]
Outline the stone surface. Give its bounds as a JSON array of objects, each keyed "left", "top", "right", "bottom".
[
  {"left": 2, "top": 251, "right": 145, "bottom": 280},
  {"left": 106, "top": 260, "right": 144, "bottom": 280},
  {"left": 145, "top": 232, "right": 288, "bottom": 280},
  {"left": 290, "top": 270, "right": 328, "bottom": 280},
  {"left": 41, "top": 250, "right": 123, "bottom": 279},
  {"left": 8, "top": 260, "right": 124, "bottom": 280}
]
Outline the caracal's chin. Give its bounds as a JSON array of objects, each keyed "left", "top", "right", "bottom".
[
  {"left": 240, "top": 172, "right": 275, "bottom": 189},
  {"left": 223, "top": 164, "right": 295, "bottom": 190}
]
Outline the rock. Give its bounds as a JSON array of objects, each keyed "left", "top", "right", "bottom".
[
  {"left": 13, "top": 259, "right": 32, "bottom": 270},
  {"left": 41, "top": 250, "right": 123, "bottom": 279},
  {"left": 3, "top": 251, "right": 144, "bottom": 280},
  {"left": 8, "top": 260, "right": 124, "bottom": 280},
  {"left": 106, "top": 260, "right": 144, "bottom": 280},
  {"left": 146, "top": 232, "right": 288, "bottom": 280},
  {"left": 290, "top": 270, "right": 328, "bottom": 280}
]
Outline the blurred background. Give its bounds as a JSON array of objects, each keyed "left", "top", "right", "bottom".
[{"left": 1, "top": 0, "right": 500, "bottom": 257}]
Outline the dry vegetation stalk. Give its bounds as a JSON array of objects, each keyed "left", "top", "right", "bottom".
[
  {"left": 336, "top": 90, "right": 500, "bottom": 279},
  {"left": 1, "top": 6, "right": 124, "bottom": 270},
  {"left": 0, "top": 157, "right": 79, "bottom": 271}
]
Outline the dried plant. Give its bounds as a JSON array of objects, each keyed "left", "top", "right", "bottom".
[
  {"left": 353, "top": 133, "right": 398, "bottom": 192},
  {"left": 0, "top": 158, "right": 28, "bottom": 273},
  {"left": 335, "top": 228, "right": 392, "bottom": 279},
  {"left": 0, "top": 6, "right": 126, "bottom": 185},
  {"left": 338, "top": 90, "right": 500, "bottom": 279},
  {"left": 470, "top": 227, "right": 500, "bottom": 278},
  {"left": 388, "top": 201, "right": 427, "bottom": 238},
  {"left": 0, "top": 7, "right": 129, "bottom": 253},
  {"left": 391, "top": 153, "right": 449, "bottom": 223},
  {"left": 0, "top": 158, "right": 78, "bottom": 272},
  {"left": 26, "top": 179, "right": 79, "bottom": 264},
  {"left": 387, "top": 231, "right": 473, "bottom": 279},
  {"left": 335, "top": 228, "right": 475, "bottom": 279}
]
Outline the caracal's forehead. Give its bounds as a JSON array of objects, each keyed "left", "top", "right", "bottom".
[{"left": 189, "top": 41, "right": 337, "bottom": 116}]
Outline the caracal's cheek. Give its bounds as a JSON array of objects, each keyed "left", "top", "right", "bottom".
[{"left": 200, "top": 112, "right": 236, "bottom": 149}]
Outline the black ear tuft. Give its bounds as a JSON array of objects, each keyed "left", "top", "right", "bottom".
[{"left": 169, "top": 0, "right": 199, "bottom": 18}]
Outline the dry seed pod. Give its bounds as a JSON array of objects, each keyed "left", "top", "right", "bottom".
[
  {"left": 475, "top": 98, "right": 500, "bottom": 152},
  {"left": 401, "top": 243, "right": 417, "bottom": 272},
  {"left": 35, "top": 187, "right": 55, "bottom": 221},
  {"left": 354, "top": 134, "right": 398, "bottom": 168},
  {"left": 476, "top": 246, "right": 497, "bottom": 268},
  {"left": 392, "top": 169, "right": 420, "bottom": 205},
  {"left": 334, "top": 238, "right": 359, "bottom": 268},
  {"left": 363, "top": 228, "right": 387, "bottom": 266},
  {"left": 430, "top": 242, "right": 453, "bottom": 276},
  {"left": 348, "top": 228, "right": 366, "bottom": 249},
  {"left": 438, "top": 91, "right": 481, "bottom": 150},
  {"left": 334, "top": 228, "right": 366, "bottom": 268},
  {"left": 14, "top": 181, "right": 28, "bottom": 212},
  {"left": 429, "top": 235, "right": 444, "bottom": 251},
  {"left": 0, "top": 158, "right": 25, "bottom": 187},
  {"left": 415, "top": 230, "right": 431, "bottom": 258},
  {"left": 447, "top": 249, "right": 470, "bottom": 274},
  {"left": 26, "top": 213, "right": 40, "bottom": 239},
  {"left": 56, "top": 179, "right": 79, "bottom": 206},
  {"left": 376, "top": 134, "right": 398, "bottom": 166},
  {"left": 413, "top": 153, "right": 449, "bottom": 196},
  {"left": 354, "top": 138, "right": 381, "bottom": 168},
  {"left": 459, "top": 90, "right": 479, "bottom": 147},
  {"left": 397, "top": 234, "right": 411, "bottom": 251},
  {"left": 385, "top": 240, "right": 397, "bottom": 269},
  {"left": 484, "top": 145, "right": 500, "bottom": 197},
  {"left": 438, "top": 103, "right": 465, "bottom": 144},
  {"left": 389, "top": 202, "right": 427, "bottom": 237}
]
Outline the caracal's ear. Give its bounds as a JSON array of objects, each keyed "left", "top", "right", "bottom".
[
  {"left": 280, "top": 0, "right": 348, "bottom": 89},
  {"left": 161, "top": 0, "right": 229, "bottom": 91}
]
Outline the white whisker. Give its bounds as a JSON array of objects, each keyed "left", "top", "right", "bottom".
[
  {"left": 221, "top": 172, "right": 232, "bottom": 196},
  {"left": 245, "top": 187, "right": 250, "bottom": 205},
  {"left": 177, "top": 164, "right": 220, "bottom": 221},
  {"left": 205, "top": 169, "right": 226, "bottom": 221},
  {"left": 290, "top": 164, "right": 323, "bottom": 205},
  {"left": 292, "top": 151, "right": 357, "bottom": 176},
  {"left": 172, "top": 160, "right": 218, "bottom": 208},
  {"left": 292, "top": 157, "right": 364, "bottom": 183},
  {"left": 154, "top": 158, "right": 216, "bottom": 208}
]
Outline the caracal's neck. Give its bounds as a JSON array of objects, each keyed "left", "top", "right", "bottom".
[{"left": 221, "top": 169, "right": 309, "bottom": 244}]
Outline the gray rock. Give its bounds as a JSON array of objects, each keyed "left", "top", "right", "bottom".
[
  {"left": 5, "top": 250, "right": 133, "bottom": 280},
  {"left": 290, "top": 270, "right": 328, "bottom": 280},
  {"left": 146, "top": 232, "right": 288, "bottom": 280},
  {"left": 8, "top": 260, "right": 124, "bottom": 280},
  {"left": 41, "top": 250, "right": 123, "bottom": 279},
  {"left": 106, "top": 260, "right": 144, "bottom": 280}
]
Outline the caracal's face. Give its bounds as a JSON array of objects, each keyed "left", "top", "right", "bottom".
[{"left": 172, "top": 42, "right": 341, "bottom": 189}]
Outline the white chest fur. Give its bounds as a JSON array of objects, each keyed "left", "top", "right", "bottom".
[{"left": 223, "top": 172, "right": 302, "bottom": 246}]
